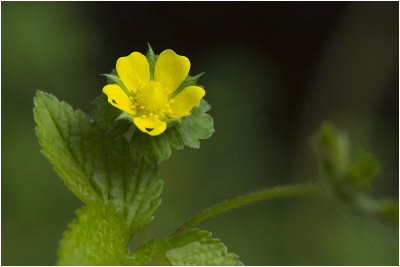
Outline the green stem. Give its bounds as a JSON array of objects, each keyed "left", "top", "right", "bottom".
[{"left": 171, "top": 183, "right": 319, "bottom": 236}]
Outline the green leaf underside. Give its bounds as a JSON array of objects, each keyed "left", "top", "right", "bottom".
[
  {"left": 110, "top": 228, "right": 243, "bottom": 266},
  {"left": 34, "top": 90, "right": 163, "bottom": 235}
]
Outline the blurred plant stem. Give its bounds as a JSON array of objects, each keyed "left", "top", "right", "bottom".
[{"left": 171, "top": 183, "right": 319, "bottom": 236}]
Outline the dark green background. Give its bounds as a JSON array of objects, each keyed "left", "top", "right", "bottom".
[{"left": 2, "top": 2, "right": 398, "bottom": 265}]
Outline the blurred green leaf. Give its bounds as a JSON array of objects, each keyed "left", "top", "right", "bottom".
[
  {"left": 312, "top": 122, "right": 350, "bottom": 183},
  {"left": 347, "top": 152, "right": 379, "bottom": 186},
  {"left": 111, "top": 228, "right": 243, "bottom": 266},
  {"left": 312, "top": 122, "right": 397, "bottom": 224},
  {"left": 377, "top": 199, "right": 399, "bottom": 224}
]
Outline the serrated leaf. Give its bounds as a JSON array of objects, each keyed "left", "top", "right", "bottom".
[
  {"left": 34, "top": 90, "right": 163, "bottom": 234},
  {"left": 34, "top": 90, "right": 103, "bottom": 203},
  {"left": 110, "top": 228, "right": 243, "bottom": 266},
  {"left": 57, "top": 202, "right": 130, "bottom": 265}
]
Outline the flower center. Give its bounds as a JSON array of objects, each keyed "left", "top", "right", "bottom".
[{"left": 136, "top": 81, "right": 169, "bottom": 112}]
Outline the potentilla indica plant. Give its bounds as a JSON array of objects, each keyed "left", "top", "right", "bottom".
[{"left": 33, "top": 44, "right": 398, "bottom": 265}]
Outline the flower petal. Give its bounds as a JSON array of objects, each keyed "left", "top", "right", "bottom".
[
  {"left": 154, "top": 49, "right": 190, "bottom": 93},
  {"left": 116, "top": 52, "right": 149, "bottom": 93},
  {"left": 133, "top": 116, "right": 167, "bottom": 136},
  {"left": 169, "top": 86, "right": 205, "bottom": 118},
  {"left": 103, "top": 84, "right": 136, "bottom": 115}
]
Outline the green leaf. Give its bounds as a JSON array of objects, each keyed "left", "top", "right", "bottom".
[
  {"left": 34, "top": 90, "right": 163, "bottom": 234},
  {"left": 57, "top": 202, "right": 130, "bottom": 265},
  {"left": 130, "top": 99, "right": 214, "bottom": 163},
  {"left": 111, "top": 228, "right": 243, "bottom": 266},
  {"left": 34, "top": 90, "right": 102, "bottom": 203}
]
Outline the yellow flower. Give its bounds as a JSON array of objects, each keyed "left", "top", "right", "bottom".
[{"left": 103, "top": 49, "right": 205, "bottom": 136}]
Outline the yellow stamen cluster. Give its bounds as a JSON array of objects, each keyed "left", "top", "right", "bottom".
[{"left": 128, "top": 81, "right": 176, "bottom": 119}]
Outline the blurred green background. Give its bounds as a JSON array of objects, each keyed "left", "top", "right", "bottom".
[{"left": 2, "top": 2, "right": 398, "bottom": 265}]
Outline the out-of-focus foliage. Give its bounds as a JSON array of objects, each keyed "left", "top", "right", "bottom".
[{"left": 312, "top": 122, "right": 398, "bottom": 223}]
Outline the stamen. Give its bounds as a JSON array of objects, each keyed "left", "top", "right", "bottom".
[
  {"left": 140, "top": 105, "right": 145, "bottom": 109},
  {"left": 169, "top": 99, "right": 176, "bottom": 104},
  {"left": 149, "top": 112, "right": 154, "bottom": 117},
  {"left": 142, "top": 114, "right": 147, "bottom": 119},
  {"left": 168, "top": 109, "right": 173, "bottom": 114}
]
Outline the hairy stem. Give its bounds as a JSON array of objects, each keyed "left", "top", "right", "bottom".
[{"left": 171, "top": 183, "right": 319, "bottom": 236}]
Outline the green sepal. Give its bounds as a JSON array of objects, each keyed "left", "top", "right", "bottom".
[
  {"left": 101, "top": 69, "right": 131, "bottom": 96},
  {"left": 110, "top": 228, "right": 243, "bottom": 266},
  {"left": 146, "top": 43, "right": 158, "bottom": 81},
  {"left": 169, "top": 72, "right": 205, "bottom": 99}
]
